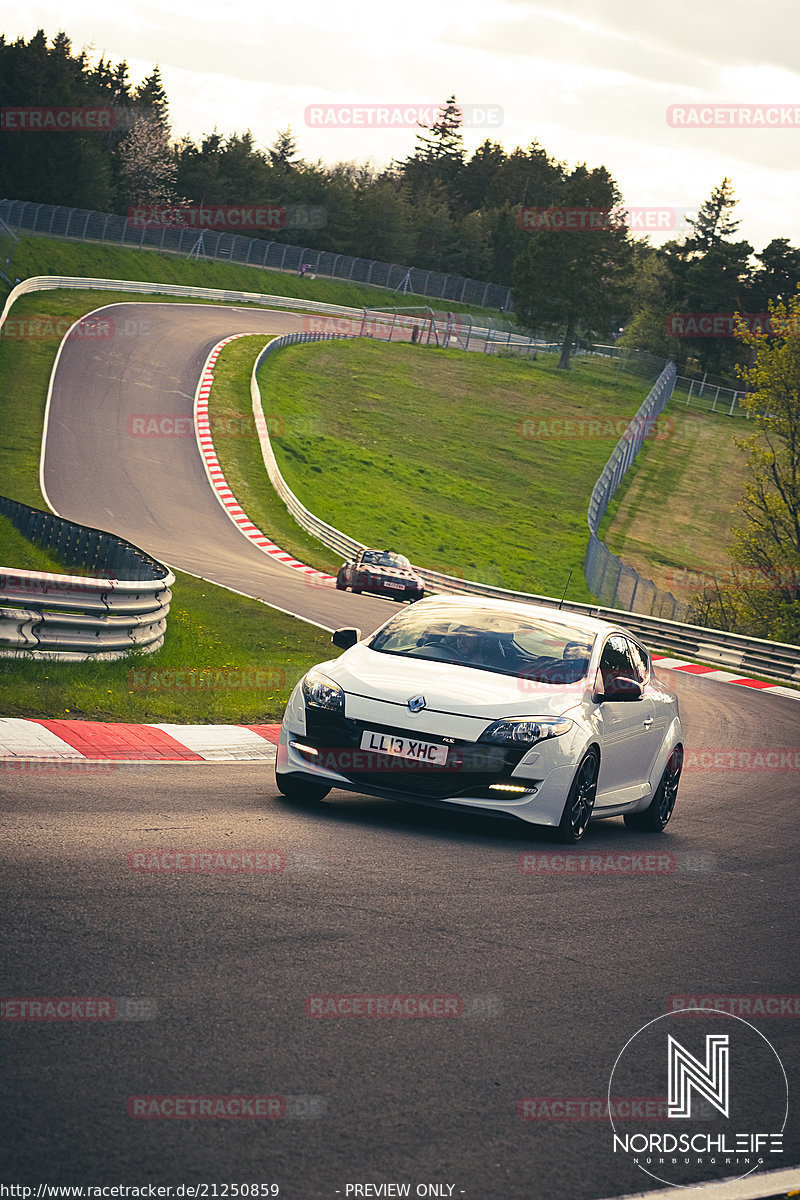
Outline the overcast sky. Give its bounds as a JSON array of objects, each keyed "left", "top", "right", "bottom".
[{"left": 3, "top": 0, "right": 799, "bottom": 255}]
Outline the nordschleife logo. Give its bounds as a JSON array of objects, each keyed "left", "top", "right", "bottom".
[
  {"left": 608, "top": 1011, "right": 788, "bottom": 1189},
  {"left": 667, "top": 1033, "right": 729, "bottom": 1119}
]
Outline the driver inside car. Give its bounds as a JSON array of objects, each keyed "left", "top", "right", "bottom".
[{"left": 450, "top": 625, "right": 500, "bottom": 666}]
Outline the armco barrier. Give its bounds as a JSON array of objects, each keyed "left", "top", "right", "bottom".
[
  {"left": 251, "top": 337, "right": 800, "bottom": 684},
  {"left": 0, "top": 495, "right": 174, "bottom": 661}
]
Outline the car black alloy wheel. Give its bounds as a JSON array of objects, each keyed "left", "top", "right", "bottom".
[
  {"left": 623, "top": 744, "right": 683, "bottom": 832},
  {"left": 556, "top": 750, "right": 599, "bottom": 843}
]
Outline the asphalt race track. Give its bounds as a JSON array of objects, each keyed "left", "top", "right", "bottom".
[
  {"left": 2, "top": 302, "right": 798, "bottom": 1198},
  {"left": 41, "top": 303, "right": 398, "bottom": 633}
]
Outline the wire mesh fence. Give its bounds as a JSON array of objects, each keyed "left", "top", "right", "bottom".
[
  {"left": 584, "top": 362, "right": 689, "bottom": 619},
  {"left": 0, "top": 199, "right": 513, "bottom": 312},
  {"left": 672, "top": 374, "right": 749, "bottom": 417}
]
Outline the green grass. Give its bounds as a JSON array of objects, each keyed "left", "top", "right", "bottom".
[
  {"left": 599, "top": 403, "right": 749, "bottom": 599},
  {"left": 0, "top": 568, "right": 337, "bottom": 722},
  {"left": 229, "top": 338, "right": 658, "bottom": 602},
  {"left": 2, "top": 235, "right": 497, "bottom": 319}
]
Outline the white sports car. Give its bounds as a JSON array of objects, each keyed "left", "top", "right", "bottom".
[{"left": 275, "top": 596, "right": 684, "bottom": 842}]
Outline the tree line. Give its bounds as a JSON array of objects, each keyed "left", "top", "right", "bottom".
[{"left": 5, "top": 31, "right": 798, "bottom": 376}]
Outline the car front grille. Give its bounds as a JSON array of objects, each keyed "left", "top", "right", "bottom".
[{"left": 303, "top": 707, "right": 529, "bottom": 799}]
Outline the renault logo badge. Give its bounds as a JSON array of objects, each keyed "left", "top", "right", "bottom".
[{"left": 408, "top": 695, "right": 426, "bottom": 713}]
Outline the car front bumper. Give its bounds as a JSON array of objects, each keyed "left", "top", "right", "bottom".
[{"left": 275, "top": 693, "right": 590, "bottom": 827}]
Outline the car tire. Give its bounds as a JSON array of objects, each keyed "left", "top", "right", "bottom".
[
  {"left": 556, "top": 750, "right": 599, "bottom": 843},
  {"left": 624, "top": 745, "right": 683, "bottom": 832},
  {"left": 335, "top": 572, "right": 347, "bottom": 591},
  {"left": 275, "top": 773, "right": 331, "bottom": 803}
]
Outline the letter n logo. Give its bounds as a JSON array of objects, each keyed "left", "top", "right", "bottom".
[{"left": 667, "top": 1034, "right": 729, "bottom": 1118}]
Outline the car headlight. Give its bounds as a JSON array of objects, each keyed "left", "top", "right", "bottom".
[
  {"left": 479, "top": 716, "right": 573, "bottom": 746},
  {"left": 302, "top": 668, "right": 344, "bottom": 712}
]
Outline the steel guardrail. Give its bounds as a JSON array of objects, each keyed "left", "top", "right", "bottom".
[{"left": 0, "top": 495, "right": 174, "bottom": 661}]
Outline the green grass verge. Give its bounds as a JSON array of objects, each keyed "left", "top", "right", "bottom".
[
  {"left": 0, "top": 568, "right": 337, "bottom": 722},
  {"left": 599, "top": 403, "right": 748, "bottom": 597},
  {"left": 2, "top": 235, "right": 497, "bottom": 319}
]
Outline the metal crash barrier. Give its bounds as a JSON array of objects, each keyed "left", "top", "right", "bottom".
[{"left": 0, "top": 495, "right": 174, "bottom": 661}]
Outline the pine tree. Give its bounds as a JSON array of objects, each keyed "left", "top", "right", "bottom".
[{"left": 685, "top": 177, "right": 741, "bottom": 251}]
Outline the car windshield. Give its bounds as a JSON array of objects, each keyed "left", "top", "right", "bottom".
[
  {"left": 361, "top": 551, "right": 411, "bottom": 569},
  {"left": 369, "top": 603, "right": 595, "bottom": 682}
]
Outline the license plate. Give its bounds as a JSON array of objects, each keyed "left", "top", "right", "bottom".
[
  {"left": 359, "top": 730, "right": 448, "bottom": 766},
  {"left": 383, "top": 580, "right": 405, "bottom": 590}
]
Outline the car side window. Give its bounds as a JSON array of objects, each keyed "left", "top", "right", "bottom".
[
  {"left": 625, "top": 638, "right": 650, "bottom": 684},
  {"left": 598, "top": 635, "right": 639, "bottom": 692}
]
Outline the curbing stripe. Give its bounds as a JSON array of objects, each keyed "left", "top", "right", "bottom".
[
  {"left": 651, "top": 656, "right": 800, "bottom": 700},
  {"left": 0, "top": 721, "right": 282, "bottom": 762},
  {"left": 192, "top": 335, "right": 336, "bottom": 588}
]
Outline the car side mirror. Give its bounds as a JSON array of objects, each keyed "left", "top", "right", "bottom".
[
  {"left": 332, "top": 627, "right": 361, "bottom": 650},
  {"left": 593, "top": 670, "right": 643, "bottom": 702}
]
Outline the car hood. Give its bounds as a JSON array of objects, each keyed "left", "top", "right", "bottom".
[{"left": 324, "top": 643, "right": 585, "bottom": 719}]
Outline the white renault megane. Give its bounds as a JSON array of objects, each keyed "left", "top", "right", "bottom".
[{"left": 274, "top": 596, "right": 684, "bottom": 842}]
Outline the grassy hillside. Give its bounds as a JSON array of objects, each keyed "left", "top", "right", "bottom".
[
  {"left": 600, "top": 406, "right": 749, "bottom": 604},
  {"left": 212, "top": 337, "right": 657, "bottom": 602},
  {"left": 1, "top": 234, "right": 496, "bottom": 318}
]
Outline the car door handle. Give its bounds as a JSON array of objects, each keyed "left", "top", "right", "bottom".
[{"left": 643, "top": 716, "right": 653, "bottom": 729}]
